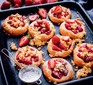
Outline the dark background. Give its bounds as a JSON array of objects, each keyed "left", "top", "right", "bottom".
[{"left": 0, "top": 0, "right": 93, "bottom": 85}]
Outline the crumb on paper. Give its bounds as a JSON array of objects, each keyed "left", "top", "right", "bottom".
[
  {"left": 71, "top": 60, "right": 75, "bottom": 66},
  {"left": 76, "top": 66, "right": 92, "bottom": 79},
  {"left": 10, "top": 42, "right": 18, "bottom": 50}
]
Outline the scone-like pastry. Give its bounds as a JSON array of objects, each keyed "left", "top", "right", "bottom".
[
  {"left": 28, "top": 19, "right": 55, "bottom": 46},
  {"left": 42, "top": 58, "right": 74, "bottom": 83},
  {"left": 60, "top": 19, "right": 86, "bottom": 39},
  {"left": 14, "top": 46, "right": 43, "bottom": 69},
  {"left": 74, "top": 43, "right": 93, "bottom": 67},
  {"left": 2, "top": 13, "right": 28, "bottom": 36},
  {"left": 47, "top": 35, "right": 75, "bottom": 57},
  {"left": 48, "top": 5, "right": 71, "bottom": 24}
]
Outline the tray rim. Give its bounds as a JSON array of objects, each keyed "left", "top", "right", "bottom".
[{"left": 0, "top": 1, "right": 93, "bottom": 85}]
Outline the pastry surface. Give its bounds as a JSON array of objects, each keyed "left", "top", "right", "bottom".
[
  {"left": 42, "top": 58, "right": 74, "bottom": 83},
  {"left": 28, "top": 19, "right": 55, "bottom": 46},
  {"left": 60, "top": 19, "right": 86, "bottom": 39},
  {"left": 47, "top": 35, "right": 75, "bottom": 57},
  {"left": 48, "top": 5, "right": 71, "bottom": 24},
  {"left": 14, "top": 46, "right": 43, "bottom": 68},
  {"left": 74, "top": 43, "right": 93, "bottom": 67},
  {"left": 2, "top": 13, "right": 28, "bottom": 36}
]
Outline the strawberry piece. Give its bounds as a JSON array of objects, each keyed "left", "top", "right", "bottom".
[
  {"left": 75, "top": 20, "right": 81, "bottom": 26},
  {"left": 49, "top": 0, "right": 57, "bottom": 3},
  {"left": 19, "top": 35, "right": 30, "bottom": 47},
  {"left": 57, "top": 13, "right": 62, "bottom": 18},
  {"left": 48, "top": 59, "right": 56, "bottom": 69},
  {"left": 14, "top": 0, "right": 22, "bottom": 6},
  {"left": 38, "top": 8, "right": 47, "bottom": 18},
  {"left": 44, "top": 21, "right": 50, "bottom": 30},
  {"left": 72, "top": 30, "right": 78, "bottom": 34},
  {"left": 64, "top": 12, "right": 69, "bottom": 17},
  {"left": 52, "top": 71, "right": 63, "bottom": 79},
  {"left": 77, "top": 53, "right": 83, "bottom": 59},
  {"left": 14, "top": 4, "right": 20, "bottom": 8},
  {"left": 29, "top": 14, "right": 39, "bottom": 22},
  {"left": 40, "top": 28, "right": 47, "bottom": 34},
  {"left": 52, "top": 36, "right": 60, "bottom": 45},
  {"left": 77, "top": 26, "right": 83, "bottom": 32},
  {"left": 25, "top": 0, "right": 32, "bottom": 6},
  {"left": 84, "top": 56, "right": 90, "bottom": 62},
  {"left": 37, "top": 20, "right": 43, "bottom": 24},
  {"left": 53, "top": 6, "right": 62, "bottom": 14},
  {"left": 1, "top": 1, "right": 10, "bottom": 10},
  {"left": 41, "top": 0, "right": 48, "bottom": 3},
  {"left": 81, "top": 44, "right": 87, "bottom": 48},
  {"left": 52, "top": 45, "right": 62, "bottom": 51},
  {"left": 58, "top": 42, "right": 67, "bottom": 50},
  {"left": 24, "top": 57, "right": 32, "bottom": 65},
  {"left": 33, "top": 0, "right": 41, "bottom": 5},
  {"left": 7, "top": 0, "right": 14, "bottom": 3},
  {"left": 34, "top": 57, "right": 39, "bottom": 62}
]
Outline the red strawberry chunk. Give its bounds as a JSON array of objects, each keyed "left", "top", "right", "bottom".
[
  {"left": 48, "top": 59, "right": 56, "bottom": 69},
  {"left": 38, "top": 8, "right": 47, "bottom": 19},
  {"left": 52, "top": 71, "right": 63, "bottom": 79},
  {"left": 34, "top": 57, "right": 39, "bottom": 62},
  {"left": 29, "top": 14, "right": 39, "bottom": 22},
  {"left": 52, "top": 45, "right": 62, "bottom": 51},
  {"left": 52, "top": 36, "right": 60, "bottom": 45},
  {"left": 58, "top": 42, "right": 67, "bottom": 51},
  {"left": 53, "top": 6, "right": 62, "bottom": 14},
  {"left": 84, "top": 56, "right": 90, "bottom": 62},
  {"left": 77, "top": 26, "right": 83, "bottom": 32}
]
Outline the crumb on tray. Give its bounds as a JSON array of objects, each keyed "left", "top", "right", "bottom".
[{"left": 10, "top": 42, "right": 18, "bottom": 50}]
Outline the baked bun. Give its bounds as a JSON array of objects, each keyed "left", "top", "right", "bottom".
[
  {"left": 2, "top": 13, "right": 28, "bottom": 36},
  {"left": 42, "top": 58, "right": 74, "bottom": 83},
  {"left": 48, "top": 5, "right": 71, "bottom": 24},
  {"left": 60, "top": 19, "right": 86, "bottom": 39},
  {"left": 74, "top": 43, "right": 93, "bottom": 67},
  {"left": 47, "top": 35, "right": 75, "bottom": 57},
  {"left": 14, "top": 46, "right": 43, "bottom": 69},
  {"left": 28, "top": 19, "right": 55, "bottom": 46}
]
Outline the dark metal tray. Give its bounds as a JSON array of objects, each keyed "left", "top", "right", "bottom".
[{"left": 0, "top": 1, "right": 93, "bottom": 85}]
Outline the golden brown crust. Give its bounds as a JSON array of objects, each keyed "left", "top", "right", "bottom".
[
  {"left": 47, "top": 35, "right": 75, "bottom": 57},
  {"left": 74, "top": 43, "right": 93, "bottom": 68},
  {"left": 48, "top": 6, "right": 71, "bottom": 24},
  {"left": 14, "top": 46, "right": 43, "bottom": 69},
  {"left": 42, "top": 58, "right": 74, "bottom": 83},
  {"left": 2, "top": 13, "right": 28, "bottom": 36},
  {"left": 60, "top": 19, "right": 86, "bottom": 39},
  {"left": 28, "top": 19, "right": 55, "bottom": 46}
]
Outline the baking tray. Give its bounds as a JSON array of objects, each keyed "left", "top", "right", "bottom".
[{"left": 0, "top": 1, "right": 93, "bottom": 85}]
